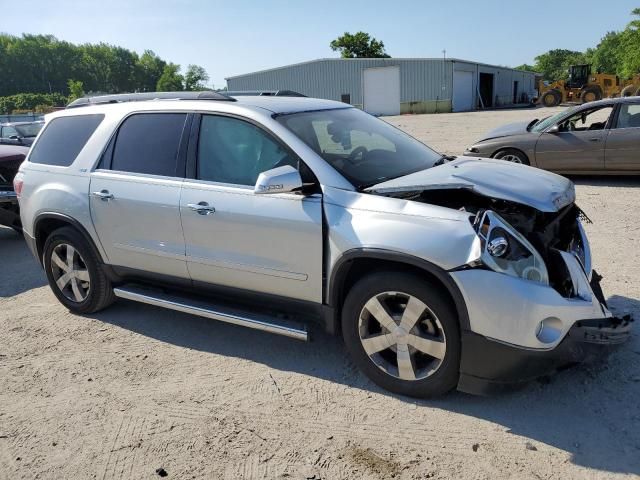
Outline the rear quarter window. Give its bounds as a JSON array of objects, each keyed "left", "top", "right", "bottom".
[{"left": 29, "top": 114, "right": 104, "bottom": 166}]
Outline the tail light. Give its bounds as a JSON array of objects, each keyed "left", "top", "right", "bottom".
[{"left": 13, "top": 173, "right": 24, "bottom": 198}]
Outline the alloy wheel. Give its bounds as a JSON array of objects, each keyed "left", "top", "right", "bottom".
[
  {"left": 50, "top": 243, "right": 91, "bottom": 302},
  {"left": 501, "top": 154, "right": 522, "bottom": 163},
  {"left": 358, "top": 291, "right": 446, "bottom": 381}
]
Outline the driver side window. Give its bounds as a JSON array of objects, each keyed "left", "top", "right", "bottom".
[
  {"left": 558, "top": 106, "right": 613, "bottom": 132},
  {"left": 197, "top": 115, "right": 298, "bottom": 186}
]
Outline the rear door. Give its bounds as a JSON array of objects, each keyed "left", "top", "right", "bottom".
[
  {"left": 604, "top": 102, "right": 640, "bottom": 171},
  {"left": 179, "top": 113, "right": 323, "bottom": 302},
  {"left": 90, "top": 112, "right": 191, "bottom": 278},
  {"left": 535, "top": 105, "right": 614, "bottom": 172}
]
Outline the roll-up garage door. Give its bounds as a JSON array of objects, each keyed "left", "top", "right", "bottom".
[{"left": 453, "top": 70, "right": 474, "bottom": 112}]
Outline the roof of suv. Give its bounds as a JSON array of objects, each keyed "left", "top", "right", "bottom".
[
  {"left": 63, "top": 92, "right": 348, "bottom": 117},
  {"left": 233, "top": 95, "right": 348, "bottom": 114}
]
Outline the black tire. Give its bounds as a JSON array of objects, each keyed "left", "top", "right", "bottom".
[
  {"left": 492, "top": 148, "right": 530, "bottom": 165},
  {"left": 621, "top": 85, "right": 636, "bottom": 97},
  {"left": 541, "top": 90, "right": 561, "bottom": 107},
  {"left": 581, "top": 87, "right": 602, "bottom": 103},
  {"left": 341, "top": 271, "right": 461, "bottom": 398},
  {"left": 43, "top": 226, "right": 115, "bottom": 314}
]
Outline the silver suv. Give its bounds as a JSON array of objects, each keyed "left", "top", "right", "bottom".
[{"left": 15, "top": 92, "right": 632, "bottom": 397}]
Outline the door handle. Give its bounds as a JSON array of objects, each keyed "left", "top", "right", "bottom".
[
  {"left": 187, "top": 202, "right": 216, "bottom": 215},
  {"left": 588, "top": 137, "right": 601, "bottom": 142},
  {"left": 91, "top": 190, "right": 114, "bottom": 201}
]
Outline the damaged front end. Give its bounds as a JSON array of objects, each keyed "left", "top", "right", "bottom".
[
  {"left": 371, "top": 183, "right": 633, "bottom": 394},
  {"left": 384, "top": 186, "right": 600, "bottom": 304}
]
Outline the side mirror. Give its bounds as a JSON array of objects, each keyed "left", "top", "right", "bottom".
[
  {"left": 8, "top": 135, "right": 20, "bottom": 140},
  {"left": 546, "top": 125, "right": 560, "bottom": 134},
  {"left": 254, "top": 165, "right": 303, "bottom": 195}
]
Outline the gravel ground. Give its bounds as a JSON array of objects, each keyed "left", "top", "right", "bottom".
[{"left": 1, "top": 106, "right": 639, "bottom": 480}]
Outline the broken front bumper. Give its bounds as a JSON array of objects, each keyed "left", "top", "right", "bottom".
[
  {"left": 457, "top": 313, "right": 633, "bottom": 395},
  {"left": 452, "top": 269, "right": 633, "bottom": 395}
]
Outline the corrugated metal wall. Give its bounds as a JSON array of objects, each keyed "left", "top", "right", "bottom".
[{"left": 226, "top": 59, "right": 535, "bottom": 113}]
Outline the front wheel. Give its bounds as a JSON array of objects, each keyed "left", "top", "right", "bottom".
[
  {"left": 43, "top": 226, "right": 115, "bottom": 314},
  {"left": 341, "top": 272, "right": 461, "bottom": 398},
  {"left": 541, "top": 90, "right": 561, "bottom": 107},
  {"left": 492, "top": 148, "right": 530, "bottom": 165}
]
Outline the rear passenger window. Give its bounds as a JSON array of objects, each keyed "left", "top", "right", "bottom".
[
  {"left": 615, "top": 104, "right": 640, "bottom": 129},
  {"left": 111, "top": 113, "right": 187, "bottom": 176},
  {"left": 29, "top": 114, "right": 104, "bottom": 166}
]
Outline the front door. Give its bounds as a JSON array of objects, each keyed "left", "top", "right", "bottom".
[
  {"left": 90, "top": 112, "right": 190, "bottom": 279},
  {"left": 535, "top": 105, "right": 614, "bottom": 172},
  {"left": 605, "top": 102, "right": 640, "bottom": 171},
  {"left": 180, "top": 114, "right": 323, "bottom": 302}
]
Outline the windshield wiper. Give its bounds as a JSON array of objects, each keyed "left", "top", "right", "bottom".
[
  {"left": 526, "top": 119, "right": 539, "bottom": 132},
  {"left": 433, "top": 154, "right": 456, "bottom": 166}
]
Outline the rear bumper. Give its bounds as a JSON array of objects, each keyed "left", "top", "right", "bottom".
[
  {"left": 457, "top": 314, "right": 634, "bottom": 395},
  {"left": 0, "top": 190, "right": 20, "bottom": 230}
]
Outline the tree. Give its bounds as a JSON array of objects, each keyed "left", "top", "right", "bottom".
[
  {"left": 156, "top": 63, "right": 183, "bottom": 91},
  {"left": 533, "top": 49, "right": 587, "bottom": 80},
  {"left": 587, "top": 31, "right": 624, "bottom": 75},
  {"left": 330, "top": 32, "right": 390, "bottom": 58},
  {"left": 619, "top": 8, "right": 640, "bottom": 78},
  {"left": 136, "top": 50, "right": 166, "bottom": 92},
  {"left": 67, "top": 79, "right": 84, "bottom": 101},
  {"left": 514, "top": 64, "right": 537, "bottom": 72},
  {"left": 184, "top": 64, "right": 209, "bottom": 91}
]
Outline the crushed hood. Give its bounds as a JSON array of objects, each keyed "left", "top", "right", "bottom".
[
  {"left": 365, "top": 157, "right": 575, "bottom": 213},
  {"left": 478, "top": 120, "right": 533, "bottom": 141}
]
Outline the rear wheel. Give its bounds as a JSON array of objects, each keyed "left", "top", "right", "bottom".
[
  {"left": 621, "top": 85, "right": 636, "bottom": 97},
  {"left": 581, "top": 87, "right": 602, "bottom": 103},
  {"left": 541, "top": 90, "right": 561, "bottom": 107},
  {"left": 492, "top": 148, "right": 530, "bottom": 165},
  {"left": 43, "top": 227, "right": 115, "bottom": 314},
  {"left": 341, "top": 272, "right": 460, "bottom": 398}
]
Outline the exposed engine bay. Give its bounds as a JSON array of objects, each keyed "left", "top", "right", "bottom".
[{"left": 377, "top": 188, "right": 592, "bottom": 299}]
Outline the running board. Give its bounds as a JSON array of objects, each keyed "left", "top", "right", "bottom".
[{"left": 113, "top": 285, "right": 308, "bottom": 341}]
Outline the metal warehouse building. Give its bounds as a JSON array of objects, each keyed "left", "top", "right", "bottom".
[{"left": 226, "top": 58, "right": 536, "bottom": 116}]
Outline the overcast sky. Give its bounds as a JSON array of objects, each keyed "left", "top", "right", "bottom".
[{"left": 2, "top": 0, "right": 638, "bottom": 87}]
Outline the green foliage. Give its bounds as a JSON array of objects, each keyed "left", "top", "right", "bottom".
[
  {"left": 67, "top": 79, "right": 84, "bottom": 102},
  {"left": 533, "top": 49, "right": 588, "bottom": 81},
  {"left": 330, "top": 32, "right": 390, "bottom": 58},
  {"left": 0, "top": 93, "right": 68, "bottom": 114},
  {"left": 528, "top": 9, "right": 640, "bottom": 80},
  {"left": 184, "top": 64, "right": 210, "bottom": 91},
  {"left": 514, "top": 64, "right": 537, "bottom": 72},
  {"left": 156, "top": 64, "right": 184, "bottom": 91},
  {"left": 0, "top": 34, "right": 205, "bottom": 97}
]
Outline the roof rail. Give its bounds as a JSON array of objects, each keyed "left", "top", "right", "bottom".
[
  {"left": 225, "top": 90, "right": 307, "bottom": 97},
  {"left": 66, "top": 91, "right": 236, "bottom": 109}
]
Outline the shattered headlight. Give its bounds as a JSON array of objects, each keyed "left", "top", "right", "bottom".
[
  {"left": 568, "top": 218, "right": 592, "bottom": 280},
  {"left": 473, "top": 210, "right": 549, "bottom": 285}
]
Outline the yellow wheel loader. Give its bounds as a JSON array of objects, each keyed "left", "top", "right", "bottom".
[{"left": 538, "top": 64, "right": 640, "bottom": 107}]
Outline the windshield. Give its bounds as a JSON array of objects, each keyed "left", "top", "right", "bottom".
[
  {"left": 15, "top": 123, "right": 43, "bottom": 137},
  {"left": 530, "top": 106, "right": 578, "bottom": 132},
  {"left": 275, "top": 108, "right": 442, "bottom": 188}
]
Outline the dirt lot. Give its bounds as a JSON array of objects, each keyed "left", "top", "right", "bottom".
[{"left": 1, "top": 106, "right": 639, "bottom": 480}]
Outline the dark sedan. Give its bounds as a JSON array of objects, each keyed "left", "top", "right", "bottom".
[
  {"left": 465, "top": 97, "right": 640, "bottom": 174},
  {"left": 0, "top": 121, "right": 44, "bottom": 147},
  {"left": 0, "top": 144, "right": 29, "bottom": 231}
]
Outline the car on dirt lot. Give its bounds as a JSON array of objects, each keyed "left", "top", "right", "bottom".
[
  {"left": 0, "top": 143, "right": 29, "bottom": 231},
  {"left": 465, "top": 97, "right": 640, "bottom": 174},
  {"left": 14, "top": 92, "right": 633, "bottom": 397},
  {"left": 0, "top": 121, "right": 44, "bottom": 147}
]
